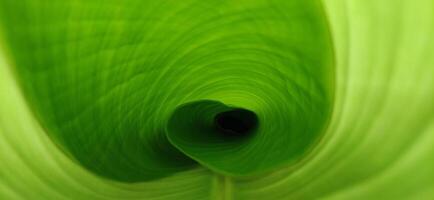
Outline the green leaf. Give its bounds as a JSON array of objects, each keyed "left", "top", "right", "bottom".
[{"left": 0, "top": 0, "right": 433, "bottom": 199}]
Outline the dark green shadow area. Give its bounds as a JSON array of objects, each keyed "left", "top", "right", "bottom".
[
  {"left": 0, "top": 0, "right": 334, "bottom": 182},
  {"left": 214, "top": 108, "right": 258, "bottom": 137},
  {"left": 167, "top": 100, "right": 259, "bottom": 175}
]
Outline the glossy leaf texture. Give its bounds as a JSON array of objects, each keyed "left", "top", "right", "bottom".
[{"left": 0, "top": 0, "right": 433, "bottom": 199}]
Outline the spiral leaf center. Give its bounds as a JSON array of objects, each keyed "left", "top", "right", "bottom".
[{"left": 214, "top": 109, "right": 258, "bottom": 136}]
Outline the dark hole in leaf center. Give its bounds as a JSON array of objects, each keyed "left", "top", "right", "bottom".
[{"left": 214, "top": 108, "right": 258, "bottom": 136}]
